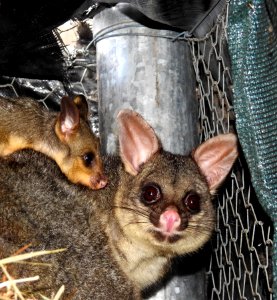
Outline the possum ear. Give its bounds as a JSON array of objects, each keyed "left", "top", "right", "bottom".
[
  {"left": 117, "top": 110, "right": 160, "bottom": 176},
  {"left": 193, "top": 134, "right": 238, "bottom": 194},
  {"left": 73, "top": 94, "right": 89, "bottom": 120},
  {"left": 56, "top": 96, "right": 80, "bottom": 140}
]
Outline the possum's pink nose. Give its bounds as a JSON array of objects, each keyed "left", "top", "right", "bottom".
[
  {"left": 90, "top": 174, "right": 108, "bottom": 190},
  {"left": 159, "top": 208, "right": 181, "bottom": 234}
]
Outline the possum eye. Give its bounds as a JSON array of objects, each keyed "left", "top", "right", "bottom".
[
  {"left": 141, "top": 183, "right": 162, "bottom": 205},
  {"left": 184, "top": 193, "right": 201, "bottom": 213},
  {"left": 83, "top": 152, "right": 95, "bottom": 167}
]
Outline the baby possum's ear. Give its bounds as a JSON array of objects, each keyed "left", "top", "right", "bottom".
[
  {"left": 117, "top": 110, "right": 160, "bottom": 176},
  {"left": 193, "top": 133, "right": 238, "bottom": 194},
  {"left": 59, "top": 96, "right": 80, "bottom": 137}
]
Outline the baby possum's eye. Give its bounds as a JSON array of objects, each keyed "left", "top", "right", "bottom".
[
  {"left": 82, "top": 152, "right": 95, "bottom": 167},
  {"left": 141, "top": 183, "right": 162, "bottom": 205},
  {"left": 183, "top": 193, "right": 201, "bottom": 214}
]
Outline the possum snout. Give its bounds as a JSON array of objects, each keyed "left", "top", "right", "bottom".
[
  {"left": 159, "top": 207, "right": 181, "bottom": 234},
  {"left": 90, "top": 173, "right": 108, "bottom": 190}
]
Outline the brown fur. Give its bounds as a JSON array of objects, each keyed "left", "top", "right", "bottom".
[
  {"left": 0, "top": 95, "right": 107, "bottom": 189},
  {"left": 0, "top": 110, "right": 238, "bottom": 299}
]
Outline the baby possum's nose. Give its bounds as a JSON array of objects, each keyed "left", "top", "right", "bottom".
[
  {"left": 159, "top": 207, "right": 181, "bottom": 234},
  {"left": 90, "top": 173, "right": 108, "bottom": 190}
]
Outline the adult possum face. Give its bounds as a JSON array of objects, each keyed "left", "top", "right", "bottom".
[{"left": 114, "top": 150, "right": 215, "bottom": 254}]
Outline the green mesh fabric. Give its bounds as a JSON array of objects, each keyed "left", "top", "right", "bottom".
[{"left": 227, "top": 0, "right": 277, "bottom": 296}]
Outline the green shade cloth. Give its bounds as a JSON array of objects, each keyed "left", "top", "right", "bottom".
[{"left": 228, "top": 0, "right": 277, "bottom": 296}]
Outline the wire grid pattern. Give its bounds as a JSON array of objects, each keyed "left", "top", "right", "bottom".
[
  {"left": 0, "top": 8, "right": 274, "bottom": 300},
  {"left": 187, "top": 4, "right": 274, "bottom": 300}
]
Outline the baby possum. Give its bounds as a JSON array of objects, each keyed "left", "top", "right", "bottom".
[
  {"left": 0, "top": 109, "right": 238, "bottom": 299},
  {"left": 0, "top": 95, "right": 107, "bottom": 189}
]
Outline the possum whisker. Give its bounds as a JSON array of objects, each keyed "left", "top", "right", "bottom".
[
  {"left": 123, "top": 221, "right": 150, "bottom": 228},
  {"left": 185, "top": 226, "right": 214, "bottom": 237},
  {"left": 122, "top": 205, "right": 150, "bottom": 215},
  {"left": 188, "top": 221, "right": 214, "bottom": 229},
  {"left": 188, "top": 224, "right": 215, "bottom": 230},
  {"left": 112, "top": 205, "right": 149, "bottom": 219}
]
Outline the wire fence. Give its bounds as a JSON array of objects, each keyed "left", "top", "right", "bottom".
[
  {"left": 187, "top": 3, "right": 274, "bottom": 299},
  {"left": 0, "top": 3, "right": 274, "bottom": 299}
]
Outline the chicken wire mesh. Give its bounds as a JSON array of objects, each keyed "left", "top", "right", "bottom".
[
  {"left": 186, "top": 3, "right": 274, "bottom": 299},
  {"left": 0, "top": 2, "right": 274, "bottom": 299}
]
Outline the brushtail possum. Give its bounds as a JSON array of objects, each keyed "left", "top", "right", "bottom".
[
  {"left": 0, "top": 95, "right": 107, "bottom": 190},
  {"left": 0, "top": 110, "right": 238, "bottom": 299}
]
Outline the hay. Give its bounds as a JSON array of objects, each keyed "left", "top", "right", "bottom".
[{"left": 0, "top": 249, "right": 66, "bottom": 300}]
